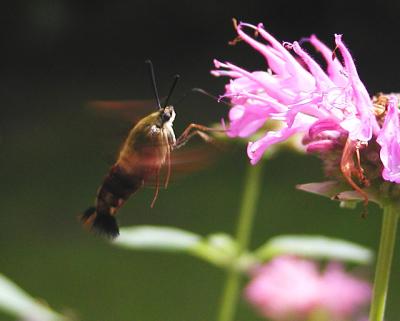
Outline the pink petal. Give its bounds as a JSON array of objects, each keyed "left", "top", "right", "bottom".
[
  {"left": 228, "top": 104, "right": 269, "bottom": 137},
  {"left": 291, "top": 41, "right": 334, "bottom": 91},
  {"left": 244, "top": 23, "right": 315, "bottom": 90},
  {"left": 285, "top": 96, "right": 330, "bottom": 127},
  {"left": 236, "top": 24, "right": 288, "bottom": 76},
  {"left": 377, "top": 96, "right": 400, "bottom": 183},
  {"left": 308, "top": 118, "right": 343, "bottom": 139},
  {"left": 217, "top": 60, "right": 296, "bottom": 103},
  {"left": 247, "top": 113, "right": 311, "bottom": 164},
  {"left": 308, "top": 34, "right": 348, "bottom": 87},
  {"left": 335, "top": 34, "right": 378, "bottom": 141},
  {"left": 247, "top": 127, "right": 297, "bottom": 164},
  {"left": 306, "top": 140, "right": 337, "bottom": 152}
]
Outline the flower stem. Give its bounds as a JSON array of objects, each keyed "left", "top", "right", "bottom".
[
  {"left": 217, "top": 163, "right": 264, "bottom": 321},
  {"left": 369, "top": 204, "right": 399, "bottom": 321}
]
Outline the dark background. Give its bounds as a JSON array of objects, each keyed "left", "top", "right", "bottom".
[{"left": 0, "top": 1, "right": 400, "bottom": 321}]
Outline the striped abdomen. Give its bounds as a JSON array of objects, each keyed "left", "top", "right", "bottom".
[{"left": 81, "top": 164, "right": 144, "bottom": 238}]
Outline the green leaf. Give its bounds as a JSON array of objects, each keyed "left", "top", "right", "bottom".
[
  {"left": 296, "top": 181, "right": 348, "bottom": 198},
  {"left": 0, "top": 273, "right": 66, "bottom": 321},
  {"left": 115, "top": 226, "right": 202, "bottom": 252},
  {"left": 336, "top": 189, "right": 380, "bottom": 204},
  {"left": 190, "top": 233, "right": 239, "bottom": 267},
  {"left": 255, "top": 235, "right": 373, "bottom": 264},
  {"left": 115, "top": 226, "right": 242, "bottom": 268},
  {"left": 204, "top": 233, "right": 237, "bottom": 255},
  {"left": 297, "top": 181, "right": 381, "bottom": 205}
]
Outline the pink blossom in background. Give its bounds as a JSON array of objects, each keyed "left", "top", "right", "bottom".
[
  {"left": 212, "top": 21, "right": 399, "bottom": 187},
  {"left": 245, "top": 256, "right": 371, "bottom": 321},
  {"left": 245, "top": 256, "right": 321, "bottom": 320},
  {"left": 319, "top": 263, "right": 371, "bottom": 319}
]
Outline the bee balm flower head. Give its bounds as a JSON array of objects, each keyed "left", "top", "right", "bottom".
[{"left": 212, "top": 21, "right": 400, "bottom": 204}]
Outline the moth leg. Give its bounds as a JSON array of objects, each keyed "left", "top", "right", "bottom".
[
  {"left": 175, "top": 130, "right": 213, "bottom": 149},
  {"left": 175, "top": 123, "right": 223, "bottom": 149},
  {"left": 150, "top": 169, "right": 160, "bottom": 208},
  {"left": 164, "top": 143, "right": 171, "bottom": 188}
]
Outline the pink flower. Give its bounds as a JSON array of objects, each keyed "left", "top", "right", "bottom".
[
  {"left": 212, "top": 21, "right": 400, "bottom": 194},
  {"left": 319, "top": 264, "right": 371, "bottom": 319},
  {"left": 245, "top": 256, "right": 321, "bottom": 320},
  {"left": 245, "top": 256, "right": 371, "bottom": 321}
]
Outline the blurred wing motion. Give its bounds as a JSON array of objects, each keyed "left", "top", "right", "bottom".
[
  {"left": 144, "top": 143, "right": 219, "bottom": 187},
  {"left": 87, "top": 99, "right": 163, "bottom": 122}
]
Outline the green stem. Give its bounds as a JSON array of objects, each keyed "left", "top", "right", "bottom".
[
  {"left": 369, "top": 204, "right": 399, "bottom": 321},
  {"left": 217, "top": 163, "right": 264, "bottom": 321}
]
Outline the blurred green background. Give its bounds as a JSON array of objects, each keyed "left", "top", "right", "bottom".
[{"left": 1, "top": 1, "right": 400, "bottom": 320}]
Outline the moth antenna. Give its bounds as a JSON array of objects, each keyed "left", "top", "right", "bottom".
[
  {"left": 145, "top": 59, "right": 162, "bottom": 110},
  {"left": 164, "top": 74, "right": 180, "bottom": 107}
]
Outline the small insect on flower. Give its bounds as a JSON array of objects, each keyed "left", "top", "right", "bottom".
[{"left": 81, "top": 60, "right": 219, "bottom": 239}]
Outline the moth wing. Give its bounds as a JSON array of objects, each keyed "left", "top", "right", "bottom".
[
  {"left": 87, "top": 99, "right": 159, "bottom": 123},
  {"left": 87, "top": 97, "right": 167, "bottom": 122},
  {"left": 142, "top": 143, "right": 221, "bottom": 188}
]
